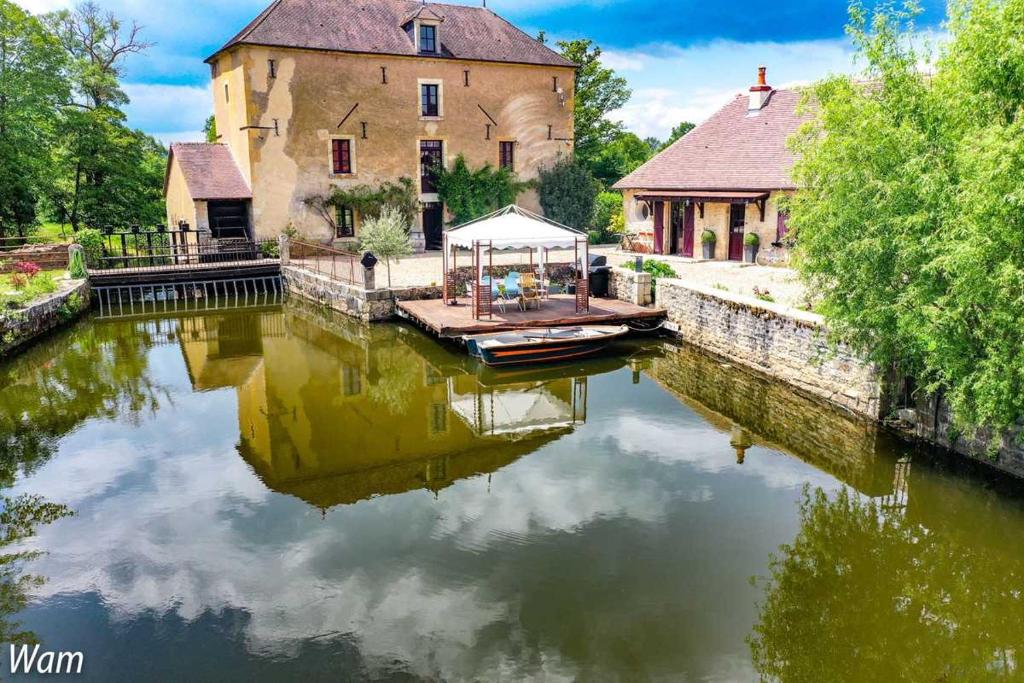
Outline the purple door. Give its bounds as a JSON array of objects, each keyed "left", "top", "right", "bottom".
[
  {"left": 728, "top": 203, "right": 745, "bottom": 261},
  {"left": 653, "top": 201, "right": 665, "bottom": 254},
  {"left": 682, "top": 203, "right": 695, "bottom": 257}
]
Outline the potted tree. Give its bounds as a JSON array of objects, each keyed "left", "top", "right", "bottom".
[
  {"left": 701, "top": 230, "right": 717, "bottom": 260},
  {"left": 743, "top": 232, "right": 760, "bottom": 263}
]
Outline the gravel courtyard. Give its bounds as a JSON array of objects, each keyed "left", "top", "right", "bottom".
[{"left": 383, "top": 245, "right": 809, "bottom": 309}]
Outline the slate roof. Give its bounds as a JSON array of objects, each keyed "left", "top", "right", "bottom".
[
  {"left": 166, "top": 143, "right": 252, "bottom": 200},
  {"left": 614, "top": 89, "right": 809, "bottom": 192},
  {"left": 208, "top": 0, "right": 574, "bottom": 68}
]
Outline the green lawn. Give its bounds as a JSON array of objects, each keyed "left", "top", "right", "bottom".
[{"left": 34, "top": 222, "right": 71, "bottom": 243}]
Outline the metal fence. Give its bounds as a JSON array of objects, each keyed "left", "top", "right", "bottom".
[
  {"left": 290, "top": 240, "right": 362, "bottom": 285},
  {"left": 90, "top": 231, "right": 279, "bottom": 274}
]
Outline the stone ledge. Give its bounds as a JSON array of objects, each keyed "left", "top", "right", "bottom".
[{"left": 0, "top": 278, "right": 90, "bottom": 357}]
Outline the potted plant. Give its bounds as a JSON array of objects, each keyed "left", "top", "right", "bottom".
[
  {"left": 743, "top": 232, "right": 760, "bottom": 263},
  {"left": 701, "top": 230, "right": 717, "bottom": 260}
]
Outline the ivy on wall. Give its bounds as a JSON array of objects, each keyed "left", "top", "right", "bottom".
[
  {"left": 433, "top": 155, "right": 533, "bottom": 226},
  {"left": 305, "top": 178, "right": 419, "bottom": 234}
]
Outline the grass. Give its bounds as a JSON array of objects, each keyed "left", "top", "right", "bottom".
[
  {"left": 0, "top": 270, "right": 64, "bottom": 310},
  {"left": 34, "top": 222, "right": 71, "bottom": 243}
]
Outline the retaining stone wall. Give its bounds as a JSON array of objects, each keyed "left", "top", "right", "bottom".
[
  {"left": 0, "top": 279, "right": 90, "bottom": 357},
  {"left": 657, "top": 279, "right": 882, "bottom": 419},
  {"left": 282, "top": 265, "right": 441, "bottom": 322},
  {"left": 609, "top": 267, "right": 653, "bottom": 306}
]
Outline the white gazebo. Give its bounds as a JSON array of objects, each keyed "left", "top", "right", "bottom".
[{"left": 441, "top": 205, "right": 590, "bottom": 320}]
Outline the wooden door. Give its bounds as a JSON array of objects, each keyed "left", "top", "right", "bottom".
[
  {"left": 728, "top": 203, "right": 745, "bottom": 261},
  {"left": 653, "top": 201, "right": 665, "bottom": 254},
  {"left": 422, "top": 203, "right": 444, "bottom": 251},
  {"left": 682, "top": 203, "right": 695, "bottom": 257},
  {"left": 669, "top": 203, "right": 682, "bottom": 255}
]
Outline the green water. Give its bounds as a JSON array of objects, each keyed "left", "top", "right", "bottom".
[{"left": 1, "top": 300, "right": 1024, "bottom": 681}]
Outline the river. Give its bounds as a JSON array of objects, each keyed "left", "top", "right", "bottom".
[{"left": 1, "top": 299, "right": 1022, "bottom": 681}]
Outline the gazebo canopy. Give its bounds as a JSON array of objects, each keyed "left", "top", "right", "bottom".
[{"left": 445, "top": 205, "right": 586, "bottom": 250}]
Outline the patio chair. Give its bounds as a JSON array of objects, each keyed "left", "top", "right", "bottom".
[
  {"left": 505, "top": 272, "right": 521, "bottom": 299},
  {"left": 519, "top": 273, "right": 541, "bottom": 310}
]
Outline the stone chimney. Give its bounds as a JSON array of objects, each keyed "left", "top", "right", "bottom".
[{"left": 748, "top": 65, "right": 772, "bottom": 111}]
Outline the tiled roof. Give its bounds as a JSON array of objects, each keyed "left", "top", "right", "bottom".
[
  {"left": 167, "top": 143, "right": 252, "bottom": 200},
  {"left": 210, "top": 0, "right": 574, "bottom": 68},
  {"left": 614, "top": 89, "right": 809, "bottom": 192}
]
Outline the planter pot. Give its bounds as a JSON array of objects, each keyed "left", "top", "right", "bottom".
[
  {"left": 744, "top": 245, "right": 759, "bottom": 263},
  {"left": 702, "top": 242, "right": 716, "bottom": 260},
  {"left": 566, "top": 283, "right": 577, "bottom": 294}
]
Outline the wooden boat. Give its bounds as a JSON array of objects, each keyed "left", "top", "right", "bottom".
[{"left": 464, "top": 325, "right": 629, "bottom": 367}]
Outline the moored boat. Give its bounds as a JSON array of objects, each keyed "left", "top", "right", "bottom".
[{"left": 464, "top": 325, "right": 629, "bottom": 367}]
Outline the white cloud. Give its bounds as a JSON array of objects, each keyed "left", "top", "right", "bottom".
[{"left": 122, "top": 82, "right": 210, "bottom": 138}]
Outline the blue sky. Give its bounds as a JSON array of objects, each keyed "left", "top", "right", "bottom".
[{"left": 14, "top": 0, "right": 947, "bottom": 144}]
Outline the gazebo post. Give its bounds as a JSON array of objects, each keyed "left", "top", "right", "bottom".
[{"left": 442, "top": 232, "right": 448, "bottom": 305}]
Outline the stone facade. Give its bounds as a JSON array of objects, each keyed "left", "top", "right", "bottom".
[
  {"left": 657, "top": 279, "right": 882, "bottom": 419},
  {"left": 205, "top": 46, "right": 574, "bottom": 241},
  {"left": 0, "top": 279, "right": 90, "bottom": 357},
  {"left": 609, "top": 267, "right": 653, "bottom": 306}
]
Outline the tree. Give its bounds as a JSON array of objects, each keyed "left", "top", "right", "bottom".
[
  {"left": 537, "top": 158, "right": 598, "bottom": 231},
  {"left": 358, "top": 205, "right": 413, "bottom": 288},
  {"left": 203, "top": 115, "right": 217, "bottom": 143},
  {"left": 0, "top": 1, "right": 67, "bottom": 237},
  {"left": 661, "top": 121, "right": 695, "bottom": 149},
  {"left": 591, "top": 132, "right": 654, "bottom": 187},
  {"left": 43, "top": 1, "right": 161, "bottom": 231},
  {"left": 591, "top": 191, "right": 623, "bottom": 243},
  {"left": 789, "top": 0, "right": 1024, "bottom": 433},
  {"left": 557, "top": 39, "right": 631, "bottom": 171},
  {"left": 433, "top": 154, "right": 531, "bottom": 225}
]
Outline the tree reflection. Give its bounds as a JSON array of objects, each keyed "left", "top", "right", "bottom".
[
  {"left": 0, "top": 321, "right": 162, "bottom": 487},
  {"left": 0, "top": 495, "right": 72, "bottom": 645},
  {"left": 749, "top": 486, "right": 1024, "bottom": 681}
]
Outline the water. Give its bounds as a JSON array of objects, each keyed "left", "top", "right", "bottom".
[{"left": 2, "top": 300, "right": 1024, "bottom": 681}]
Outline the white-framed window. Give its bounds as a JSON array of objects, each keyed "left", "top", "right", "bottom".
[
  {"left": 418, "top": 79, "right": 443, "bottom": 119},
  {"left": 328, "top": 135, "right": 356, "bottom": 176},
  {"left": 414, "top": 20, "right": 441, "bottom": 54}
]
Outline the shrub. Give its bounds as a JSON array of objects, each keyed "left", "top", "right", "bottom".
[
  {"left": 434, "top": 154, "right": 531, "bottom": 225},
  {"left": 753, "top": 286, "right": 775, "bottom": 302},
  {"left": 744, "top": 232, "right": 760, "bottom": 247},
  {"left": 68, "top": 248, "right": 87, "bottom": 278},
  {"left": 9, "top": 273, "right": 27, "bottom": 290},
  {"left": 642, "top": 258, "right": 678, "bottom": 289},
  {"left": 260, "top": 241, "right": 280, "bottom": 258},
  {"left": 13, "top": 262, "right": 40, "bottom": 279},
  {"left": 701, "top": 230, "right": 717, "bottom": 244},
  {"left": 537, "top": 158, "right": 599, "bottom": 231},
  {"left": 590, "top": 191, "right": 624, "bottom": 243},
  {"left": 73, "top": 228, "right": 104, "bottom": 266}
]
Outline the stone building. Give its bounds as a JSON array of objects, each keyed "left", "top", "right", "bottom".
[
  {"left": 164, "top": 0, "right": 575, "bottom": 250},
  {"left": 614, "top": 67, "right": 809, "bottom": 261}
]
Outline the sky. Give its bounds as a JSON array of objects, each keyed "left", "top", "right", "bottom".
[{"left": 13, "top": 0, "right": 948, "bottom": 145}]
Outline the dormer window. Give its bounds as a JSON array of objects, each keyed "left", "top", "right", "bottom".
[{"left": 419, "top": 24, "right": 437, "bottom": 53}]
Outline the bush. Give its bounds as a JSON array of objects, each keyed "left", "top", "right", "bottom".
[
  {"left": 537, "top": 158, "right": 599, "bottom": 231},
  {"left": 642, "top": 258, "right": 678, "bottom": 288},
  {"left": 701, "top": 229, "right": 717, "bottom": 244},
  {"left": 434, "top": 154, "right": 531, "bottom": 225},
  {"left": 359, "top": 205, "right": 413, "bottom": 288},
  {"left": 13, "top": 262, "right": 40, "bottom": 279},
  {"left": 68, "top": 248, "right": 87, "bottom": 278},
  {"left": 590, "top": 191, "right": 624, "bottom": 243},
  {"left": 744, "top": 232, "right": 760, "bottom": 247},
  {"left": 73, "top": 228, "right": 104, "bottom": 266}
]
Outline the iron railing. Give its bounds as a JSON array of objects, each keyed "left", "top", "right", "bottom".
[
  {"left": 290, "top": 240, "right": 362, "bottom": 285},
  {"left": 90, "top": 237, "right": 279, "bottom": 273}
]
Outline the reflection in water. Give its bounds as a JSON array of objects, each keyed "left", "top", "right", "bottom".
[
  {"left": 176, "top": 304, "right": 593, "bottom": 508},
  {"left": 750, "top": 485, "right": 1024, "bottom": 682},
  {"left": 2, "top": 301, "right": 1024, "bottom": 680}
]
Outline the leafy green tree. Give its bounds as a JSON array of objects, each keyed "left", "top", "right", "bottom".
[
  {"left": 358, "top": 205, "right": 413, "bottom": 288},
  {"left": 537, "top": 158, "right": 598, "bottom": 231},
  {"left": 591, "top": 191, "right": 623, "bottom": 243},
  {"left": 43, "top": 1, "right": 163, "bottom": 230},
  {"left": 434, "top": 154, "right": 531, "bottom": 225},
  {"left": 557, "top": 39, "right": 631, "bottom": 171},
  {"left": 0, "top": 1, "right": 67, "bottom": 237},
  {"left": 203, "top": 114, "right": 217, "bottom": 143},
  {"left": 591, "top": 132, "right": 653, "bottom": 187},
  {"left": 789, "top": 0, "right": 1024, "bottom": 432},
  {"left": 661, "top": 121, "right": 695, "bottom": 149}
]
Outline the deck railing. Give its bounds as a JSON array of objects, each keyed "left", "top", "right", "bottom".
[
  {"left": 90, "top": 236, "right": 279, "bottom": 274},
  {"left": 289, "top": 240, "right": 363, "bottom": 286}
]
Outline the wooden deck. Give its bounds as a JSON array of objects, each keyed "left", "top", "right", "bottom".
[{"left": 396, "top": 295, "right": 665, "bottom": 337}]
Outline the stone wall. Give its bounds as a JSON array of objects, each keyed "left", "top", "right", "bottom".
[
  {"left": 0, "top": 279, "right": 90, "bottom": 357},
  {"left": 0, "top": 243, "right": 70, "bottom": 272},
  {"left": 609, "top": 267, "right": 653, "bottom": 306},
  {"left": 658, "top": 279, "right": 882, "bottom": 419},
  {"left": 281, "top": 265, "right": 440, "bottom": 322}
]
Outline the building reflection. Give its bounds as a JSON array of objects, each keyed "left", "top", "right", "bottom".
[{"left": 177, "top": 305, "right": 590, "bottom": 510}]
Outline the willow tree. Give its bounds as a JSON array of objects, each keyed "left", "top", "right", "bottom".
[{"left": 789, "top": 0, "right": 1024, "bottom": 433}]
